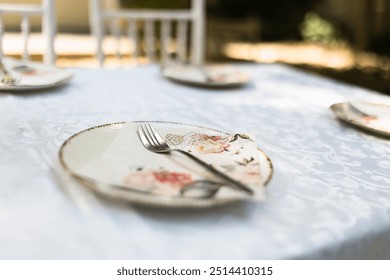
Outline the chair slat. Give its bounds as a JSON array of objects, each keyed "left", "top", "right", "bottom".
[
  {"left": 144, "top": 20, "right": 155, "bottom": 62},
  {"left": 177, "top": 20, "right": 188, "bottom": 63},
  {"left": 90, "top": 0, "right": 105, "bottom": 65},
  {"left": 42, "top": 0, "right": 56, "bottom": 64},
  {"left": 0, "top": 4, "right": 42, "bottom": 14},
  {"left": 191, "top": 0, "right": 205, "bottom": 65},
  {"left": 0, "top": 0, "right": 56, "bottom": 64},
  {"left": 109, "top": 19, "right": 121, "bottom": 60},
  {"left": 0, "top": 15, "right": 4, "bottom": 58},
  {"left": 105, "top": 10, "right": 192, "bottom": 21},
  {"left": 161, "top": 20, "right": 171, "bottom": 63},
  {"left": 21, "top": 13, "right": 30, "bottom": 60},
  {"left": 110, "top": 19, "right": 122, "bottom": 59},
  {"left": 127, "top": 19, "right": 138, "bottom": 62},
  {"left": 90, "top": 0, "right": 205, "bottom": 66}
]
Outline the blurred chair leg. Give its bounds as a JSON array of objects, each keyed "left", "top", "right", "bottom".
[
  {"left": 89, "top": 0, "right": 105, "bottom": 66},
  {"left": 42, "top": 0, "right": 56, "bottom": 65}
]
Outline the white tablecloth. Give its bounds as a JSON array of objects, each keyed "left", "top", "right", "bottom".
[{"left": 1, "top": 64, "right": 390, "bottom": 259}]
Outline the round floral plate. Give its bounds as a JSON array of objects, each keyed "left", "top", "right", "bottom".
[
  {"left": 0, "top": 57, "right": 73, "bottom": 91},
  {"left": 330, "top": 102, "right": 390, "bottom": 137},
  {"left": 59, "top": 121, "right": 273, "bottom": 208},
  {"left": 161, "top": 64, "right": 250, "bottom": 88}
]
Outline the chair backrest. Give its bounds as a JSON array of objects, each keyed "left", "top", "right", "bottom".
[
  {"left": 89, "top": 0, "right": 205, "bottom": 66},
  {"left": 0, "top": 0, "right": 56, "bottom": 65}
]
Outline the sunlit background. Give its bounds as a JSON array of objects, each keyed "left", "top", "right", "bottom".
[{"left": 1, "top": 0, "right": 389, "bottom": 93}]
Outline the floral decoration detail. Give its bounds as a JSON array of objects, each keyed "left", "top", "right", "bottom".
[
  {"left": 194, "top": 135, "right": 230, "bottom": 153},
  {"left": 123, "top": 168, "right": 193, "bottom": 195},
  {"left": 166, "top": 133, "right": 252, "bottom": 154},
  {"left": 220, "top": 157, "right": 262, "bottom": 185},
  {"left": 12, "top": 65, "right": 49, "bottom": 76},
  {"left": 236, "top": 157, "right": 255, "bottom": 166},
  {"left": 153, "top": 170, "right": 192, "bottom": 188},
  {"left": 362, "top": 115, "right": 378, "bottom": 122},
  {"left": 121, "top": 131, "right": 262, "bottom": 196}
]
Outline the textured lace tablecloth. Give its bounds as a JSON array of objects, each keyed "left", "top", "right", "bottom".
[{"left": 1, "top": 64, "right": 389, "bottom": 259}]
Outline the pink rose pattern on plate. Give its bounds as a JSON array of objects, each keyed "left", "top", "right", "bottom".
[
  {"left": 123, "top": 169, "right": 193, "bottom": 196},
  {"left": 122, "top": 133, "right": 261, "bottom": 196},
  {"left": 12, "top": 65, "right": 50, "bottom": 76},
  {"left": 188, "top": 134, "right": 230, "bottom": 153},
  {"left": 166, "top": 133, "right": 250, "bottom": 154}
]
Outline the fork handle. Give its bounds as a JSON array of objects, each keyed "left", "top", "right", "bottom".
[{"left": 174, "top": 149, "right": 254, "bottom": 195}]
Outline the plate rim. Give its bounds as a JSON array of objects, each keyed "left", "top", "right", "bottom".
[
  {"left": 330, "top": 102, "right": 390, "bottom": 137},
  {"left": 58, "top": 121, "right": 274, "bottom": 208}
]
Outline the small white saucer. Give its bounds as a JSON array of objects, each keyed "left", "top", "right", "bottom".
[{"left": 330, "top": 102, "right": 390, "bottom": 137}]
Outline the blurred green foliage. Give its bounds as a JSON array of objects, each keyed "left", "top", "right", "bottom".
[
  {"left": 301, "top": 12, "right": 342, "bottom": 43},
  {"left": 208, "top": 0, "right": 319, "bottom": 40}
]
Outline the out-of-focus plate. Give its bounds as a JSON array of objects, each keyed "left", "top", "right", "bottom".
[
  {"left": 0, "top": 57, "right": 73, "bottom": 91},
  {"left": 330, "top": 102, "right": 390, "bottom": 137},
  {"left": 161, "top": 64, "right": 250, "bottom": 88}
]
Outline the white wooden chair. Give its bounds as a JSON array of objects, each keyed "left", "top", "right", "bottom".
[
  {"left": 89, "top": 0, "right": 205, "bottom": 66},
  {"left": 0, "top": 0, "right": 56, "bottom": 65}
]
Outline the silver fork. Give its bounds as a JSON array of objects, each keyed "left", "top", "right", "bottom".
[{"left": 137, "top": 123, "right": 254, "bottom": 196}]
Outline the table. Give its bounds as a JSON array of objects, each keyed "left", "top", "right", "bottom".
[{"left": 1, "top": 64, "right": 389, "bottom": 259}]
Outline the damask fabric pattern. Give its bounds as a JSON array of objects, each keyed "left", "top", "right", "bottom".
[{"left": 0, "top": 64, "right": 389, "bottom": 259}]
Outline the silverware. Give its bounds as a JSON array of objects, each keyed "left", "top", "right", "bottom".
[
  {"left": 193, "top": 65, "right": 214, "bottom": 83},
  {"left": 0, "top": 58, "right": 19, "bottom": 85},
  {"left": 347, "top": 102, "right": 376, "bottom": 119},
  {"left": 137, "top": 122, "right": 254, "bottom": 197}
]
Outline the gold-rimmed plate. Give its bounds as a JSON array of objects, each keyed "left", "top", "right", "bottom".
[
  {"left": 58, "top": 121, "right": 273, "bottom": 208},
  {"left": 330, "top": 102, "right": 390, "bottom": 137}
]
